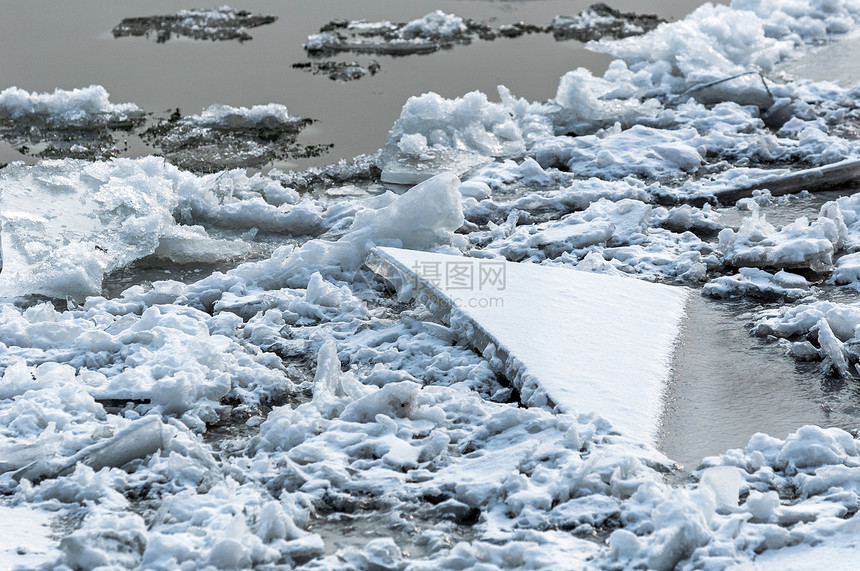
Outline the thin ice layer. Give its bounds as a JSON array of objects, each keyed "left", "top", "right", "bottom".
[{"left": 368, "top": 247, "right": 689, "bottom": 443}]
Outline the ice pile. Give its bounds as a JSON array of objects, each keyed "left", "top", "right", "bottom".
[
  {"left": 112, "top": 6, "right": 277, "bottom": 43},
  {"left": 716, "top": 201, "right": 845, "bottom": 272},
  {"left": 754, "top": 299, "right": 860, "bottom": 378},
  {"left": 0, "top": 85, "right": 144, "bottom": 161},
  {"left": 381, "top": 1, "right": 860, "bottom": 186},
  {"left": 552, "top": 3, "right": 665, "bottom": 42},
  {"left": 381, "top": 88, "right": 551, "bottom": 184},
  {"left": 0, "top": 157, "right": 330, "bottom": 300}
]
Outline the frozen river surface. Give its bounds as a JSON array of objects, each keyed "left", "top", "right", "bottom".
[{"left": 4, "top": 1, "right": 860, "bottom": 570}]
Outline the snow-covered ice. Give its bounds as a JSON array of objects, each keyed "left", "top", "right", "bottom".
[
  {"left": 112, "top": 6, "right": 278, "bottom": 43},
  {"left": 0, "top": 85, "right": 143, "bottom": 127}
]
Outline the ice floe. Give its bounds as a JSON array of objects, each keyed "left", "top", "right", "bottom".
[
  {"left": 305, "top": 11, "right": 474, "bottom": 57},
  {"left": 143, "top": 104, "right": 328, "bottom": 174},
  {"left": 0, "top": 85, "right": 144, "bottom": 161}
]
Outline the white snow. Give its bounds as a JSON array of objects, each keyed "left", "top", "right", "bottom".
[
  {"left": 0, "top": 85, "right": 143, "bottom": 126},
  {"left": 367, "top": 246, "right": 689, "bottom": 443}
]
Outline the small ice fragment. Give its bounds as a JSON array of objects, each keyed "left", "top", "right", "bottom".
[
  {"left": 699, "top": 466, "right": 743, "bottom": 507},
  {"left": 746, "top": 490, "right": 780, "bottom": 521}
]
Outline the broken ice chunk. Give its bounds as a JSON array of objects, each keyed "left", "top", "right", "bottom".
[
  {"left": 153, "top": 226, "right": 252, "bottom": 265},
  {"left": 380, "top": 147, "right": 492, "bottom": 185},
  {"left": 686, "top": 72, "right": 775, "bottom": 111},
  {"left": 831, "top": 252, "right": 860, "bottom": 285},
  {"left": 528, "top": 219, "right": 616, "bottom": 258},
  {"left": 699, "top": 466, "right": 743, "bottom": 507},
  {"left": 0, "top": 159, "right": 178, "bottom": 300},
  {"left": 817, "top": 317, "right": 852, "bottom": 378},
  {"left": 703, "top": 268, "right": 810, "bottom": 301},
  {"left": 12, "top": 416, "right": 166, "bottom": 483}
]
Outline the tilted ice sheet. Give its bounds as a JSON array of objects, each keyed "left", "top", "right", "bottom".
[
  {"left": 0, "top": 157, "right": 319, "bottom": 300},
  {"left": 368, "top": 247, "right": 689, "bottom": 443}
]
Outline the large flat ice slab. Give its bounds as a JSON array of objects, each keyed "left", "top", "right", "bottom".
[{"left": 367, "top": 247, "right": 689, "bottom": 443}]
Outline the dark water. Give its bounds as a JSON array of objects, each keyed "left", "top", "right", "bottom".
[
  {"left": 0, "top": 0, "right": 714, "bottom": 170},
  {"left": 660, "top": 192, "right": 860, "bottom": 470}
]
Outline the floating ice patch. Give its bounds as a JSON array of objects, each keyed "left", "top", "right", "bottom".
[
  {"left": 367, "top": 247, "right": 689, "bottom": 443},
  {"left": 292, "top": 59, "right": 381, "bottom": 82},
  {"left": 552, "top": 3, "right": 665, "bottom": 43},
  {"left": 112, "top": 7, "right": 277, "bottom": 43},
  {"left": 305, "top": 11, "right": 478, "bottom": 57},
  {"left": 0, "top": 85, "right": 144, "bottom": 161},
  {"left": 143, "top": 104, "right": 328, "bottom": 174}
]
